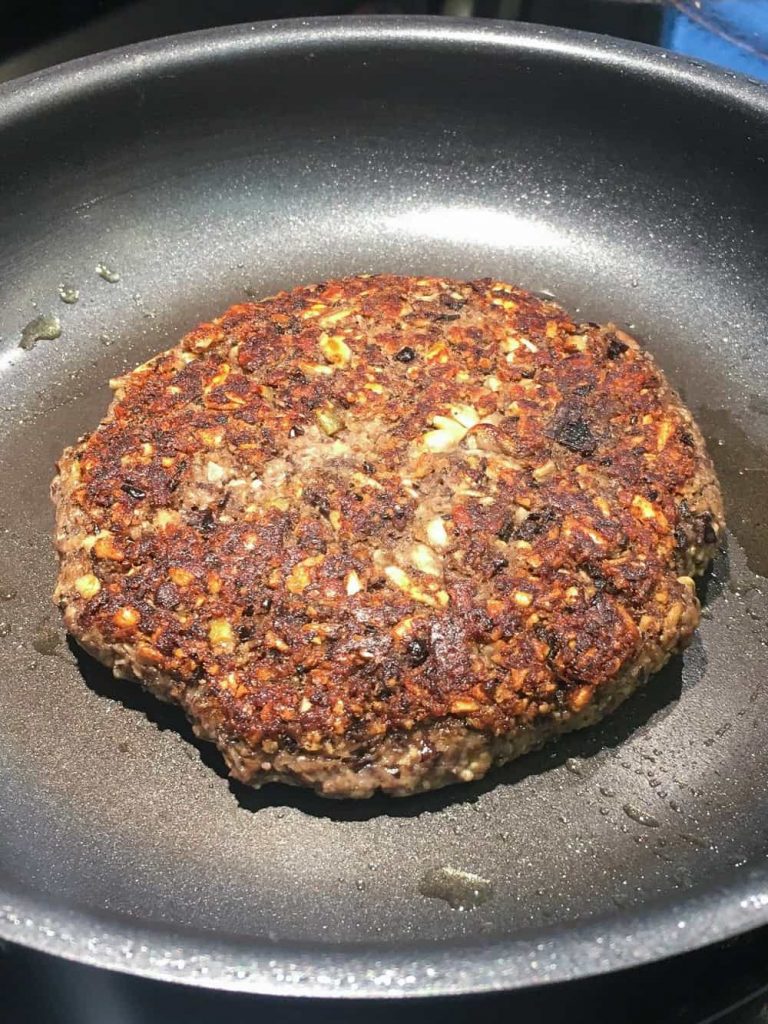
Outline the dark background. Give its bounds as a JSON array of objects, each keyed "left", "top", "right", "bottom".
[{"left": 2, "top": 923, "right": 768, "bottom": 1023}]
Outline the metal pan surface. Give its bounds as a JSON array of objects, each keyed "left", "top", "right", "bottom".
[{"left": 0, "top": 16, "right": 766, "bottom": 998}]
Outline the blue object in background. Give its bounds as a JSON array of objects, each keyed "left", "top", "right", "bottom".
[{"left": 663, "top": 1, "right": 768, "bottom": 81}]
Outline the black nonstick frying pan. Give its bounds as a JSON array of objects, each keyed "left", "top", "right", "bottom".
[{"left": 0, "top": 16, "right": 767, "bottom": 999}]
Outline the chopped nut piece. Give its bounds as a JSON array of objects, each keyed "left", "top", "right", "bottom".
[
  {"left": 154, "top": 509, "right": 180, "bottom": 529},
  {"left": 169, "top": 567, "right": 195, "bottom": 587},
  {"left": 422, "top": 413, "right": 467, "bottom": 452},
  {"left": 410, "top": 542, "right": 442, "bottom": 577},
  {"left": 422, "top": 427, "right": 460, "bottom": 453},
  {"left": 206, "top": 461, "right": 226, "bottom": 483},
  {"left": 384, "top": 565, "right": 440, "bottom": 607},
  {"left": 392, "top": 616, "right": 415, "bottom": 639},
  {"left": 449, "top": 404, "right": 480, "bottom": 429},
  {"left": 319, "top": 333, "right": 352, "bottom": 367},
  {"left": 426, "top": 516, "right": 449, "bottom": 549},
  {"left": 345, "top": 570, "right": 363, "bottom": 596},
  {"left": 207, "top": 363, "right": 230, "bottom": 388},
  {"left": 286, "top": 556, "right": 324, "bottom": 594},
  {"left": 319, "top": 307, "right": 355, "bottom": 326},
  {"left": 632, "top": 494, "right": 657, "bottom": 520},
  {"left": 385, "top": 565, "right": 411, "bottom": 590},
  {"left": 657, "top": 419, "right": 673, "bottom": 450},
  {"left": 315, "top": 406, "right": 344, "bottom": 436},
  {"left": 198, "top": 426, "right": 225, "bottom": 447},
  {"left": 136, "top": 644, "right": 163, "bottom": 665},
  {"left": 114, "top": 606, "right": 140, "bottom": 629},
  {"left": 93, "top": 533, "right": 124, "bottom": 561},
  {"left": 532, "top": 460, "right": 556, "bottom": 482},
  {"left": 208, "top": 619, "right": 235, "bottom": 647},
  {"left": 569, "top": 685, "right": 593, "bottom": 711},
  {"left": 450, "top": 697, "right": 480, "bottom": 714},
  {"left": 265, "top": 630, "right": 290, "bottom": 652},
  {"left": 75, "top": 573, "right": 101, "bottom": 599}
]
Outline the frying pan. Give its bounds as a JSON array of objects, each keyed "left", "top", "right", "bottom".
[{"left": 0, "top": 16, "right": 767, "bottom": 1000}]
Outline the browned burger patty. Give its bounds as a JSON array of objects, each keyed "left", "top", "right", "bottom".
[{"left": 52, "top": 275, "right": 723, "bottom": 798}]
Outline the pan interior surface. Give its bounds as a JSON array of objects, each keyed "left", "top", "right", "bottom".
[{"left": 0, "top": 18, "right": 767, "bottom": 996}]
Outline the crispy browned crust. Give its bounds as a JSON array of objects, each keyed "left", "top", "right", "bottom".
[{"left": 52, "top": 275, "right": 723, "bottom": 797}]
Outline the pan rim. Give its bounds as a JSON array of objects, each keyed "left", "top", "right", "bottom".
[
  {"left": 3, "top": 871, "right": 768, "bottom": 997},
  {"left": 1, "top": 11, "right": 767, "bottom": 123},
  {"left": 1, "top": 13, "right": 767, "bottom": 997}
]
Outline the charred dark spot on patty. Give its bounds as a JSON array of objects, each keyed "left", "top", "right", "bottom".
[
  {"left": 393, "top": 346, "right": 416, "bottom": 363},
  {"left": 606, "top": 334, "right": 629, "bottom": 359},
  {"left": 406, "top": 638, "right": 430, "bottom": 666},
  {"left": 550, "top": 405, "right": 598, "bottom": 456},
  {"left": 155, "top": 582, "right": 180, "bottom": 609},
  {"left": 121, "top": 482, "right": 146, "bottom": 500}
]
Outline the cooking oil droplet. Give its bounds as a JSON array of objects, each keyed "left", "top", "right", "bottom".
[
  {"left": 355, "top": 879, "right": 366, "bottom": 892},
  {"left": 58, "top": 285, "right": 79, "bottom": 305},
  {"left": 19, "top": 314, "right": 61, "bottom": 351},
  {"left": 418, "top": 867, "right": 493, "bottom": 910},
  {"left": 679, "top": 832, "right": 711, "bottom": 849},
  {"left": 96, "top": 263, "right": 121, "bottom": 283},
  {"left": 0, "top": 622, "right": 10, "bottom": 637},
  {"left": 622, "top": 804, "right": 661, "bottom": 828},
  {"left": 599, "top": 785, "right": 616, "bottom": 798},
  {"left": 32, "top": 629, "right": 60, "bottom": 656},
  {"left": 132, "top": 292, "right": 156, "bottom": 319},
  {"left": 565, "top": 757, "right": 586, "bottom": 776},
  {"left": 1, "top": 589, "right": 18, "bottom": 602},
  {"left": 99, "top": 335, "right": 113, "bottom": 346}
]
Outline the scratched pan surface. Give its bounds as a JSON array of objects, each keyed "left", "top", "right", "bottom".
[{"left": 0, "top": 16, "right": 767, "bottom": 998}]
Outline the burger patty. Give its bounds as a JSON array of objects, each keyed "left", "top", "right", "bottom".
[{"left": 52, "top": 275, "right": 723, "bottom": 798}]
